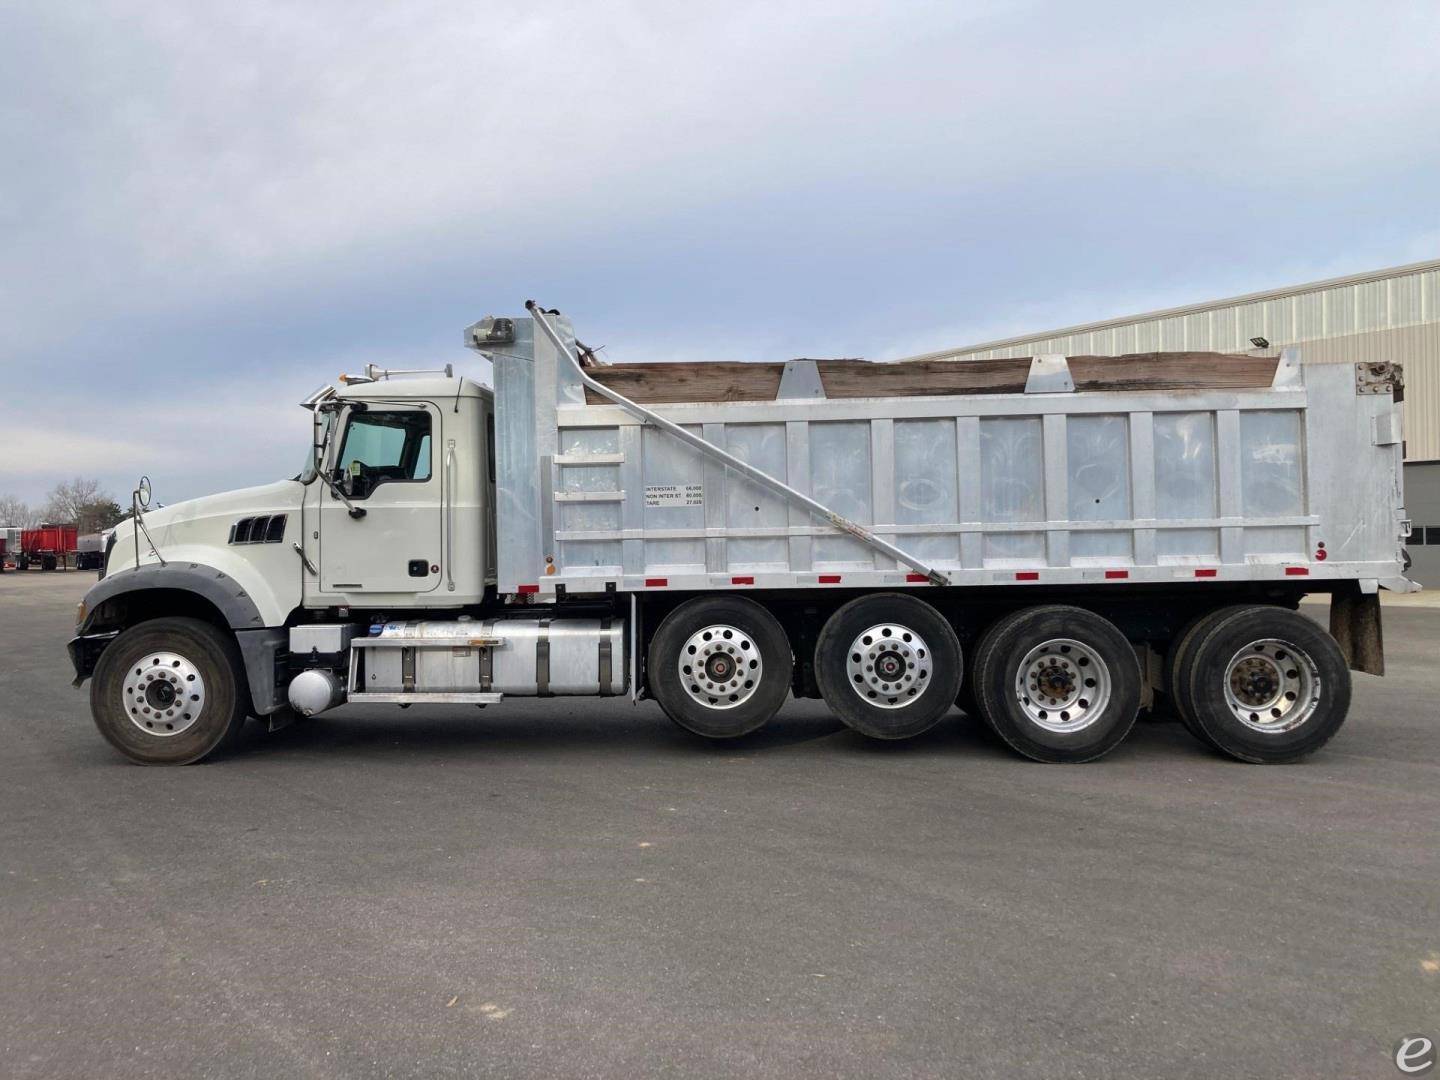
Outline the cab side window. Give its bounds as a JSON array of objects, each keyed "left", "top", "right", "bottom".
[{"left": 335, "top": 410, "right": 432, "bottom": 498}]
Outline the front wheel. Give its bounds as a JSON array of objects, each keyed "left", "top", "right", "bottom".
[
  {"left": 90, "top": 617, "right": 250, "bottom": 765},
  {"left": 972, "top": 605, "right": 1141, "bottom": 763},
  {"left": 647, "top": 597, "right": 793, "bottom": 739}
]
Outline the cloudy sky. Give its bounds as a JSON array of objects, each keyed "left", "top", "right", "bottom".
[{"left": 1, "top": 0, "right": 1437, "bottom": 507}]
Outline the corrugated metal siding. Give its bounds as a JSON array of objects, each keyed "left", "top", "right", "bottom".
[
  {"left": 918, "top": 261, "right": 1440, "bottom": 462},
  {"left": 1297, "top": 324, "right": 1440, "bottom": 462}
]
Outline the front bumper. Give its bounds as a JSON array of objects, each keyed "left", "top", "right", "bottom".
[{"left": 67, "top": 631, "right": 118, "bottom": 687}]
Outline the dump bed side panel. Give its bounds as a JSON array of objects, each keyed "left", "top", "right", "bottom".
[{"left": 493, "top": 323, "right": 1406, "bottom": 596}]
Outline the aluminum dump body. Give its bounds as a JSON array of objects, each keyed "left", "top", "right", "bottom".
[{"left": 485, "top": 315, "right": 1410, "bottom": 598}]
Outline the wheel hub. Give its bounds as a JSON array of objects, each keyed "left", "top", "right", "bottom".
[
  {"left": 874, "top": 650, "right": 905, "bottom": 680},
  {"left": 121, "top": 651, "right": 206, "bottom": 737},
  {"left": 1014, "top": 638, "right": 1110, "bottom": 733},
  {"left": 145, "top": 680, "right": 178, "bottom": 709},
  {"left": 1229, "top": 657, "right": 1280, "bottom": 706},
  {"left": 845, "top": 625, "right": 931, "bottom": 709},
  {"left": 1033, "top": 659, "right": 1077, "bottom": 702},
  {"left": 1222, "top": 639, "right": 1319, "bottom": 734},
  {"left": 679, "top": 625, "right": 761, "bottom": 711}
]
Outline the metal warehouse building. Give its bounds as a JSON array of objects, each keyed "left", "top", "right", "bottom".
[{"left": 909, "top": 260, "right": 1440, "bottom": 587}]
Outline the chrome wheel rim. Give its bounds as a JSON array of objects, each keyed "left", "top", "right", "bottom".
[
  {"left": 845, "top": 624, "right": 932, "bottom": 709},
  {"left": 1014, "top": 638, "right": 1110, "bottom": 733},
  {"left": 1222, "top": 638, "right": 1320, "bottom": 734},
  {"left": 678, "top": 625, "right": 761, "bottom": 710},
  {"left": 122, "top": 651, "right": 206, "bottom": 736}
]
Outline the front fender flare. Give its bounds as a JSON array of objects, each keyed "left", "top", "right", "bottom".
[
  {"left": 71, "top": 563, "right": 289, "bottom": 715},
  {"left": 78, "top": 562, "right": 266, "bottom": 635}
]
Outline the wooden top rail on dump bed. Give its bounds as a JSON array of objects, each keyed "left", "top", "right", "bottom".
[{"left": 584, "top": 352, "right": 1278, "bottom": 405}]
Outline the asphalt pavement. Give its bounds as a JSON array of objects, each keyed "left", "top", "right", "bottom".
[{"left": 2, "top": 570, "right": 1437, "bottom": 1079}]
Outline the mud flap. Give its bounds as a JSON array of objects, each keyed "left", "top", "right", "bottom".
[{"left": 1329, "top": 589, "right": 1384, "bottom": 676}]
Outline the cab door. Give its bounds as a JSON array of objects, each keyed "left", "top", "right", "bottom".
[{"left": 319, "top": 402, "right": 443, "bottom": 595}]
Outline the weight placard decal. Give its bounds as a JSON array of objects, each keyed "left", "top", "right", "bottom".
[{"left": 645, "top": 484, "right": 703, "bottom": 508}]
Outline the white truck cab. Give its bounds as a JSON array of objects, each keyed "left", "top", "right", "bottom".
[{"left": 69, "top": 303, "right": 1414, "bottom": 766}]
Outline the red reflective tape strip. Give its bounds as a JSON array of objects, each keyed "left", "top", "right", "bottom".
[
  {"left": 905, "top": 573, "right": 928, "bottom": 583},
  {"left": 516, "top": 584, "right": 539, "bottom": 594},
  {"left": 1194, "top": 568, "right": 1218, "bottom": 578},
  {"left": 1104, "top": 570, "right": 1129, "bottom": 579},
  {"left": 645, "top": 577, "right": 668, "bottom": 587},
  {"left": 1015, "top": 571, "right": 1040, "bottom": 581},
  {"left": 731, "top": 576, "right": 754, "bottom": 585},
  {"left": 818, "top": 575, "right": 842, "bottom": 584},
  {"left": 1285, "top": 566, "right": 1310, "bottom": 576}
]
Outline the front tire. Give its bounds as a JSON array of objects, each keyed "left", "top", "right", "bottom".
[
  {"left": 647, "top": 597, "right": 793, "bottom": 739},
  {"left": 973, "top": 605, "right": 1141, "bottom": 763},
  {"left": 90, "top": 617, "right": 249, "bottom": 765},
  {"left": 815, "top": 593, "right": 961, "bottom": 739}
]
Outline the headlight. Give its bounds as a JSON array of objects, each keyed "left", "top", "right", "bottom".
[{"left": 75, "top": 600, "right": 88, "bottom": 629}]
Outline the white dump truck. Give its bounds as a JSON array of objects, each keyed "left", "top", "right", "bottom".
[{"left": 69, "top": 302, "right": 1415, "bottom": 765}]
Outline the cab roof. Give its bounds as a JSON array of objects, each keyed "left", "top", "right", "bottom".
[{"left": 338, "top": 374, "right": 492, "bottom": 401}]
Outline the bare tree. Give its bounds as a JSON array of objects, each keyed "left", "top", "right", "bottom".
[
  {"left": 44, "top": 477, "right": 120, "bottom": 532},
  {"left": 0, "top": 494, "right": 36, "bottom": 527}
]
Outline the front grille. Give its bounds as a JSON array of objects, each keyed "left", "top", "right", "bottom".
[{"left": 229, "top": 514, "right": 287, "bottom": 545}]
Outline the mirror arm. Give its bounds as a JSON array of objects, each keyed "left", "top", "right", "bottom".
[
  {"left": 310, "top": 402, "right": 365, "bottom": 517},
  {"left": 321, "top": 471, "right": 366, "bottom": 519}
]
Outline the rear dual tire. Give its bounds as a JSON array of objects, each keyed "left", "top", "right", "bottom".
[
  {"left": 1175, "top": 606, "right": 1350, "bottom": 763},
  {"left": 1163, "top": 605, "right": 1251, "bottom": 747},
  {"left": 972, "top": 605, "right": 1141, "bottom": 763}
]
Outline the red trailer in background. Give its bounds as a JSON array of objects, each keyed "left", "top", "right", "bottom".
[
  {"left": 18, "top": 524, "right": 78, "bottom": 571},
  {"left": 0, "top": 535, "right": 6, "bottom": 573}
]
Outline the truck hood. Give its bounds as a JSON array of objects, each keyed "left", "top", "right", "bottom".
[
  {"left": 104, "top": 479, "right": 309, "bottom": 627},
  {"left": 124, "top": 479, "right": 306, "bottom": 537}
]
